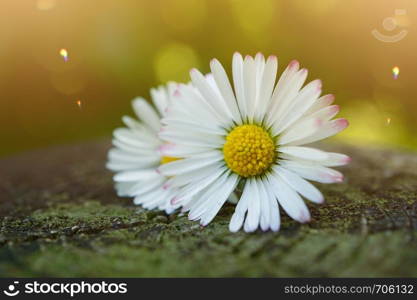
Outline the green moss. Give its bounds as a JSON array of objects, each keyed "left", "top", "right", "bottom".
[
  {"left": 1, "top": 197, "right": 417, "bottom": 277},
  {"left": 1, "top": 141, "right": 417, "bottom": 277}
]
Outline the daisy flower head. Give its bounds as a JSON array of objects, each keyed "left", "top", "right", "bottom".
[
  {"left": 106, "top": 82, "right": 182, "bottom": 214},
  {"left": 158, "top": 53, "right": 350, "bottom": 232}
]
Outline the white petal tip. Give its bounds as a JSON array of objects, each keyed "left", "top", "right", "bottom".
[
  {"left": 335, "top": 118, "right": 349, "bottom": 130},
  {"left": 331, "top": 105, "right": 340, "bottom": 115},
  {"left": 288, "top": 59, "right": 299, "bottom": 69},
  {"left": 300, "top": 214, "right": 311, "bottom": 224},
  {"left": 267, "top": 55, "right": 277, "bottom": 62}
]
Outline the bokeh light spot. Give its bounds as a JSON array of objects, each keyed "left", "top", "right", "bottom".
[
  {"left": 36, "top": 0, "right": 56, "bottom": 11},
  {"left": 230, "top": 0, "right": 276, "bottom": 36},
  {"left": 154, "top": 42, "right": 200, "bottom": 83},
  {"left": 392, "top": 66, "right": 400, "bottom": 79},
  {"left": 59, "top": 48, "right": 69, "bottom": 62}
]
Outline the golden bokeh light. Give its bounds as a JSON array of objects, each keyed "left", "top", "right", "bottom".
[
  {"left": 229, "top": 0, "right": 276, "bottom": 37},
  {"left": 36, "top": 0, "right": 56, "bottom": 11},
  {"left": 154, "top": 42, "right": 200, "bottom": 84}
]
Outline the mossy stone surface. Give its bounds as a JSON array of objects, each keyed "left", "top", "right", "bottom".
[{"left": 1, "top": 140, "right": 417, "bottom": 277}]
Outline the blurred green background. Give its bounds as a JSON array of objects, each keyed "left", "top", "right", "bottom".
[{"left": 1, "top": 0, "right": 416, "bottom": 157}]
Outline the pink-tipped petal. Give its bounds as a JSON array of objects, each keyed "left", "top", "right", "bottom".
[
  {"left": 334, "top": 174, "right": 344, "bottom": 182},
  {"left": 334, "top": 118, "right": 349, "bottom": 130},
  {"left": 289, "top": 59, "right": 299, "bottom": 69},
  {"left": 299, "top": 210, "right": 311, "bottom": 223},
  {"left": 255, "top": 52, "right": 264, "bottom": 60},
  {"left": 326, "top": 94, "right": 335, "bottom": 103},
  {"left": 299, "top": 68, "right": 308, "bottom": 77},
  {"left": 233, "top": 52, "right": 242, "bottom": 59},
  {"left": 317, "top": 79, "right": 322, "bottom": 90}
]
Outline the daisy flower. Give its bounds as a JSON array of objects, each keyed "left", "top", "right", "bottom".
[
  {"left": 158, "top": 53, "right": 350, "bottom": 232},
  {"left": 106, "top": 83, "right": 182, "bottom": 213}
]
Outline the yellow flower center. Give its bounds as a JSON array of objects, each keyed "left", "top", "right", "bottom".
[
  {"left": 160, "top": 156, "right": 181, "bottom": 165},
  {"left": 223, "top": 124, "right": 276, "bottom": 177}
]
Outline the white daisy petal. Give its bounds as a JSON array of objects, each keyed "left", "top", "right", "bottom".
[
  {"left": 243, "top": 55, "right": 257, "bottom": 123},
  {"left": 210, "top": 58, "right": 242, "bottom": 123},
  {"left": 158, "top": 143, "right": 212, "bottom": 158},
  {"left": 113, "top": 128, "right": 160, "bottom": 148},
  {"left": 188, "top": 171, "right": 236, "bottom": 221},
  {"left": 157, "top": 151, "right": 223, "bottom": 176},
  {"left": 190, "top": 68, "right": 232, "bottom": 123},
  {"left": 187, "top": 172, "right": 231, "bottom": 218},
  {"left": 129, "top": 176, "right": 166, "bottom": 197},
  {"left": 257, "top": 179, "right": 271, "bottom": 231},
  {"left": 244, "top": 178, "right": 261, "bottom": 232},
  {"left": 232, "top": 52, "right": 247, "bottom": 120},
  {"left": 112, "top": 139, "right": 154, "bottom": 155},
  {"left": 274, "top": 166, "right": 324, "bottom": 204},
  {"left": 264, "top": 181, "right": 280, "bottom": 232},
  {"left": 280, "top": 160, "right": 344, "bottom": 183},
  {"left": 279, "top": 148, "right": 351, "bottom": 168},
  {"left": 108, "top": 149, "right": 159, "bottom": 164},
  {"left": 266, "top": 62, "right": 308, "bottom": 127},
  {"left": 279, "top": 146, "right": 329, "bottom": 161},
  {"left": 268, "top": 173, "right": 311, "bottom": 223},
  {"left": 227, "top": 192, "right": 239, "bottom": 204},
  {"left": 132, "top": 97, "right": 161, "bottom": 132},
  {"left": 304, "top": 94, "right": 335, "bottom": 116},
  {"left": 115, "top": 182, "right": 136, "bottom": 197},
  {"left": 134, "top": 187, "right": 166, "bottom": 207},
  {"left": 113, "top": 169, "right": 159, "bottom": 182},
  {"left": 200, "top": 173, "right": 239, "bottom": 226},
  {"left": 109, "top": 147, "right": 156, "bottom": 158},
  {"left": 304, "top": 105, "right": 340, "bottom": 122},
  {"left": 255, "top": 55, "right": 278, "bottom": 122},
  {"left": 278, "top": 117, "right": 322, "bottom": 145},
  {"left": 151, "top": 83, "right": 179, "bottom": 115},
  {"left": 322, "top": 152, "right": 352, "bottom": 166},
  {"left": 161, "top": 122, "right": 226, "bottom": 136},
  {"left": 159, "top": 128, "right": 225, "bottom": 148},
  {"left": 289, "top": 118, "right": 349, "bottom": 146},
  {"left": 173, "top": 165, "right": 227, "bottom": 205},
  {"left": 166, "top": 84, "right": 225, "bottom": 126},
  {"left": 106, "top": 159, "right": 159, "bottom": 172},
  {"left": 272, "top": 79, "right": 322, "bottom": 135},
  {"left": 164, "top": 164, "right": 223, "bottom": 189},
  {"left": 229, "top": 181, "right": 251, "bottom": 232}
]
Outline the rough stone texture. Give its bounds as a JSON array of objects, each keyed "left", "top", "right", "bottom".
[{"left": 0, "top": 139, "right": 417, "bottom": 277}]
